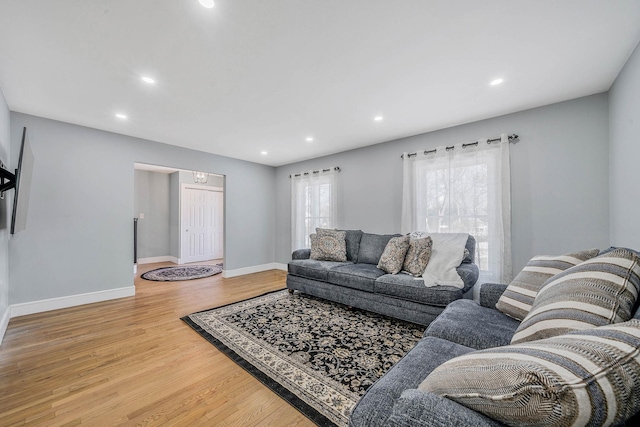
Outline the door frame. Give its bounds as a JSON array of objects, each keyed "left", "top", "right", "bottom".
[{"left": 179, "top": 183, "right": 224, "bottom": 264}]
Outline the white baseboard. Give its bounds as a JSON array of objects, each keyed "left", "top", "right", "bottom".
[
  {"left": 0, "top": 306, "right": 10, "bottom": 345},
  {"left": 10, "top": 286, "right": 136, "bottom": 318},
  {"left": 222, "top": 262, "right": 287, "bottom": 278},
  {"left": 137, "top": 256, "right": 179, "bottom": 265}
]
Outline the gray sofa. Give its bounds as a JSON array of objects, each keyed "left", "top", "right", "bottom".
[
  {"left": 349, "top": 282, "right": 640, "bottom": 427},
  {"left": 286, "top": 230, "right": 479, "bottom": 326}
]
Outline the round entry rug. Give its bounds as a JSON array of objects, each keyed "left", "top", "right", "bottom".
[{"left": 141, "top": 265, "right": 222, "bottom": 281}]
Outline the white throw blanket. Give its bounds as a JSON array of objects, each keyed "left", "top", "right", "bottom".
[{"left": 422, "top": 233, "right": 469, "bottom": 289}]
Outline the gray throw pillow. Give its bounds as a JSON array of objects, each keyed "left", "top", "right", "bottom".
[
  {"left": 310, "top": 231, "right": 347, "bottom": 262},
  {"left": 402, "top": 236, "right": 433, "bottom": 277},
  {"left": 420, "top": 319, "right": 640, "bottom": 427},
  {"left": 496, "top": 249, "right": 599, "bottom": 321},
  {"left": 511, "top": 248, "right": 640, "bottom": 344},
  {"left": 377, "top": 235, "right": 410, "bottom": 274}
]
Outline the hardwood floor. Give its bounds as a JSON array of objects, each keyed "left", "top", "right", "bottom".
[{"left": 0, "top": 263, "right": 315, "bottom": 426}]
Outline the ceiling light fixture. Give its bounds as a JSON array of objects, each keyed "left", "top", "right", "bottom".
[
  {"left": 490, "top": 78, "right": 504, "bottom": 86},
  {"left": 374, "top": 116, "right": 384, "bottom": 122},
  {"left": 141, "top": 76, "right": 155, "bottom": 84},
  {"left": 199, "top": 0, "right": 215, "bottom": 8},
  {"left": 306, "top": 137, "right": 314, "bottom": 142},
  {"left": 115, "top": 113, "right": 128, "bottom": 120},
  {"left": 261, "top": 151, "right": 268, "bottom": 155},
  {"left": 192, "top": 171, "right": 209, "bottom": 184}
]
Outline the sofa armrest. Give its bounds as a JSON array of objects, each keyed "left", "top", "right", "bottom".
[
  {"left": 292, "top": 248, "right": 311, "bottom": 260},
  {"left": 479, "top": 283, "right": 508, "bottom": 309},
  {"left": 456, "top": 263, "right": 479, "bottom": 293},
  {"left": 385, "top": 389, "right": 503, "bottom": 427}
]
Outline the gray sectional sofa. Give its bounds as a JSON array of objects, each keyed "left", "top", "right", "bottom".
[
  {"left": 286, "top": 230, "right": 479, "bottom": 326},
  {"left": 349, "top": 282, "right": 640, "bottom": 427},
  {"left": 349, "top": 283, "right": 521, "bottom": 427}
]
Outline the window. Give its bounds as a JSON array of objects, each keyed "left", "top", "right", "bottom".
[
  {"left": 291, "top": 169, "right": 338, "bottom": 251},
  {"left": 402, "top": 136, "right": 511, "bottom": 283}
]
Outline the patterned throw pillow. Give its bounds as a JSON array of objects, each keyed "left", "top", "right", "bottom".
[
  {"left": 310, "top": 231, "right": 347, "bottom": 262},
  {"left": 377, "top": 235, "right": 410, "bottom": 274},
  {"left": 402, "top": 236, "right": 433, "bottom": 277},
  {"left": 511, "top": 248, "right": 640, "bottom": 344},
  {"left": 496, "top": 249, "right": 599, "bottom": 321},
  {"left": 419, "top": 320, "right": 640, "bottom": 427}
]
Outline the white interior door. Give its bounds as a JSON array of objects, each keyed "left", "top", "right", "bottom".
[{"left": 181, "top": 186, "right": 224, "bottom": 263}]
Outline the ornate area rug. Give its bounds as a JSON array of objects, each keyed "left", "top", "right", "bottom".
[
  {"left": 181, "top": 290, "right": 423, "bottom": 426},
  {"left": 141, "top": 265, "right": 222, "bottom": 281}
]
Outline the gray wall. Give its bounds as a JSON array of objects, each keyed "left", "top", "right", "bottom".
[
  {"left": 0, "top": 86, "right": 10, "bottom": 328},
  {"left": 170, "top": 172, "right": 180, "bottom": 259},
  {"left": 178, "top": 170, "right": 224, "bottom": 188},
  {"left": 9, "top": 113, "right": 275, "bottom": 305},
  {"left": 275, "top": 93, "right": 611, "bottom": 276},
  {"left": 134, "top": 170, "right": 171, "bottom": 259},
  {"left": 609, "top": 42, "right": 640, "bottom": 249}
]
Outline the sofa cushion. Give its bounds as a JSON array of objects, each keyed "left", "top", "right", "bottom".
[
  {"left": 343, "top": 229, "right": 364, "bottom": 262},
  {"left": 375, "top": 274, "right": 463, "bottom": 307},
  {"left": 419, "top": 320, "right": 640, "bottom": 427},
  {"left": 511, "top": 248, "right": 640, "bottom": 344},
  {"left": 386, "top": 389, "right": 503, "bottom": 427},
  {"left": 377, "top": 235, "right": 410, "bottom": 274},
  {"left": 310, "top": 230, "right": 347, "bottom": 262},
  {"left": 424, "top": 299, "right": 520, "bottom": 350},
  {"left": 496, "top": 249, "right": 599, "bottom": 321},
  {"left": 349, "top": 336, "right": 474, "bottom": 427},
  {"left": 288, "top": 259, "right": 350, "bottom": 281},
  {"left": 357, "top": 233, "right": 400, "bottom": 265},
  {"left": 326, "top": 263, "right": 385, "bottom": 292},
  {"left": 402, "top": 236, "right": 433, "bottom": 277}
]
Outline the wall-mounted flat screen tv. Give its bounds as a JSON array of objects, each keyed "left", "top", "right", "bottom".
[
  {"left": 11, "top": 127, "right": 34, "bottom": 234},
  {"left": 0, "top": 127, "right": 34, "bottom": 234}
]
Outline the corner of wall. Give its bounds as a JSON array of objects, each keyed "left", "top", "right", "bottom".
[{"left": 0, "top": 84, "right": 10, "bottom": 344}]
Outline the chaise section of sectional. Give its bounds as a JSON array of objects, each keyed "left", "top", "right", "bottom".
[
  {"left": 348, "top": 282, "right": 525, "bottom": 427},
  {"left": 348, "top": 337, "right": 473, "bottom": 427}
]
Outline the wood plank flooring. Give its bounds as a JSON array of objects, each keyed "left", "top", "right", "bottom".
[{"left": 0, "top": 262, "right": 315, "bottom": 426}]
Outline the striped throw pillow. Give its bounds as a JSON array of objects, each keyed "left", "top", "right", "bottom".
[
  {"left": 511, "top": 248, "right": 640, "bottom": 344},
  {"left": 419, "top": 320, "right": 640, "bottom": 427},
  {"left": 496, "top": 249, "right": 599, "bottom": 320}
]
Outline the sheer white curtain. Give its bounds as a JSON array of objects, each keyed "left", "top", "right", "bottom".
[
  {"left": 401, "top": 134, "right": 512, "bottom": 284},
  {"left": 291, "top": 169, "right": 339, "bottom": 251}
]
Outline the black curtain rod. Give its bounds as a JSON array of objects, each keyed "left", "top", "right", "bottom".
[
  {"left": 401, "top": 133, "right": 519, "bottom": 159},
  {"left": 289, "top": 166, "right": 341, "bottom": 178}
]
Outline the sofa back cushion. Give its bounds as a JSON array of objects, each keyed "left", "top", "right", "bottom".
[
  {"left": 343, "top": 229, "right": 364, "bottom": 262},
  {"left": 357, "top": 233, "right": 400, "bottom": 265}
]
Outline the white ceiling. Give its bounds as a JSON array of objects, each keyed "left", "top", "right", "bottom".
[{"left": 1, "top": 1, "right": 639, "bottom": 167}]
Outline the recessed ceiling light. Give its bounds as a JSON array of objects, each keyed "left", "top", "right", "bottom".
[
  {"left": 374, "top": 116, "right": 384, "bottom": 122},
  {"left": 490, "top": 78, "right": 504, "bottom": 86},
  {"left": 199, "top": 0, "right": 215, "bottom": 8},
  {"left": 141, "top": 76, "right": 155, "bottom": 84},
  {"left": 306, "top": 137, "right": 314, "bottom": 142},
  {"left": 261, "top": 151, "right": 268, "bottom": 155},
  {"left": 115, "top": 113, "right": 128, "bottom": 120}
]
